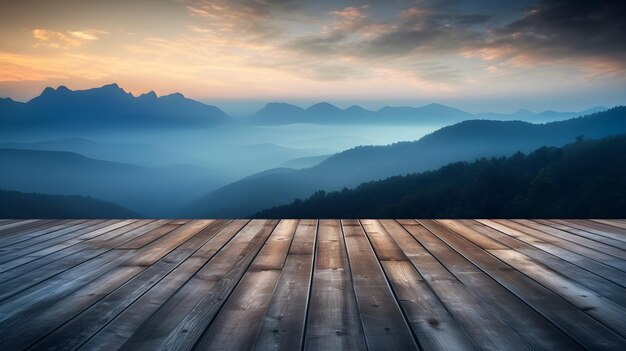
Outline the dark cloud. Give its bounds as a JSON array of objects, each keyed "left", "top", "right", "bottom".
[
  {"left": 489, "top": 0, "right": 626, "bottom": 60},
  {"left": 284, "top": 4, "right": 486, "bottom": 58},
  {"left": 282, "top": 0, "right": 626, "bottom": 73},
  {"left": 355, "top": 18, "right": 482, "bottom": 57}
]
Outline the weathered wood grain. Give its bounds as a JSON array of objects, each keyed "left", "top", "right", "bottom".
[
  {"left": 0, "top": 219, "right": 623, "bottom": 351},
  {"left": 304, "top": 219, "right": 366, "bottom": 351}
]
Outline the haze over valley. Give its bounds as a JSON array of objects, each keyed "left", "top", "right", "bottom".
[{"left": 0, "top": 83, "right": 623, "bottom": 217}]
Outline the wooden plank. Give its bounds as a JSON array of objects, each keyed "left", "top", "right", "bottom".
[
  {"left": 592, "top": 219, "right": 626, "bottom": 230},
  {"left": 0, "top": 265, "right": 143, "bottom": 350},
  {"left": 0, "top": 220, "right": 105, "bottom": 266},
  {"left": 304, "top": 219, "right": 366, "bottom": 351},
  {"left": 0, "top": 220, "right": 65, "bottom": 245},
  {"left": 253, "top": 219, "right": 317, "bottom": 350},
  {"left": 0, "top": 220, "right": 156, "bottom": 300},
  {"left": 397, "top": 220, "right": 566, "bottom": 351},
  {"left": 29, "top": 220, "right": 234, "bottom": 351},
  {"left": 119, "top": 219, "right": 278, "bottom": 351},
  {"left": 420, "top": 219, "right": 626, "bottom": 350},
  {"left": 247, "top": 220, "right": 298, "bottom": 272},
  {"left": 169, "top": 219, "right": 189, "bottom": 225},
  {"left": 0, "top": 248, "right": 135, "bottom": 324},
  {"left": 514, "top": 220, "right": 626, "bottom": 260},
  {"left": 0, "top": 219, "right": 80, "bottom": 247},
  {"left": 340, "top": 219, "right": 418, "bottom": 350},
  {"left": 539, "top": 220, "right": 626, "bottom": 249},
  {"left": 0, "top": 220, "right": 138, "bottom": 283},
  {"left": 0, "top": 219, "right": 44, "bottom": 235},
  {"left": 478, "top": 219, "right": 626, "bottom": 287},
  {"left": 80, "top": 220, "right": 249, "bottom": 351},
  {"left": 122, "top": 220, "right": 216, "bottom": 266},
  {"left": 562, "top": 220, "right": 626, "bottom": 242},
  {"left": 443, "top": 220, "right": 626, "bottom": 307},
  {"left": 0, "top": 219, "right": 92, "bottom": 251},
  {"left": 194, "top": 220, "right": 299, "bottom": 350},
  {"left": 363, "top": 220, "right": 477, "bottom": 350},
  {"left": 116, "top": 222, "right": 180, "bottom": 249},
  {"left": 436, "top": 220, "right": 509, "bottom": 250},
  {"left": 0, "top": 219, "right": 117, "bottom": 274},
  {"left": 487, "top": 249, "right": 626, "bottom": 338},
  {"left": 497, "top": 220, "right": 626, "bottom": 271}
]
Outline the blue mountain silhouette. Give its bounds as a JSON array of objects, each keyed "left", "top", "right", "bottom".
[{"left": 0, "top": 83, "right": 230, "bottom": 129}]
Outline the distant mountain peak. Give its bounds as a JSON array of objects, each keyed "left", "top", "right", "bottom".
[
  {"left": 346, "top": 105, "right": 368, "bottom": 112},
  {"left": 258, "top": 102, "right": 304, "bottom": 112},
  {"left": 420, "top": 103, "right": 465, "bottom": 112},
  {"left": 162, "top": 92, "right": 185, "bottom": 100},
  {"left": 309, "top": 101, "right": 336, "bottom": 108},
  {"left": 102, "top": 83, "right": 120, "bottom": 89},
  {"left": 41, "top": 86, "right": 56, "bottom": 95},
  {"left": 423, "top": 102, "right": 446, "bottom": 108},
  {"left": 140, "top": 91, "right": 158, "bottom": 99},
  {"left": 306, "top": 102, "right": 341, "bottom": 111},
  {"left": 88, "top": 83, "right": 128, "bottom": 97},
  {"left": 266, "top": 102, "right": 297, "bottom": 107},
  {"left": 581, "top": 106, "right": 608, "bottom": 114}
]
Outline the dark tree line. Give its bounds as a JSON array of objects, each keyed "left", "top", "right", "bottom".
[
  {"left": 0, "top": 189, "right": 137, "bottom": 219},
  {"left": 255, "top": 135, "right": 626, "bottom": 218}
]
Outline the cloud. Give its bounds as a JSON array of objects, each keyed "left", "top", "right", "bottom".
[
  {"left": 32, "top": 29, "right": 108, "bottom": 49},
  {"left": 284, "top": 4, "right": 488, "bottom": 60},
  {"left": 184, "top": 0, "right": 305, "bottom": 41},
  {"left": 1, "top": 0, "right": 624, "bottom": 103},
  {"left": 473, "top": 0, "right": 626, "bottom": 73},
  {"left": 496, "top": 0, "right": 626, "bottom": 57},
  {"left": 285, "top": 0, "right": 626, "bottom": 80}
]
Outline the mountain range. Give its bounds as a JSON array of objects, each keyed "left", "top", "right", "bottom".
[
  {"left": 475, "top": 106, "right": 608, "bottom": 123},
  {"left": 0, "top": 84, "right": 608, "bottom": 129},
  {"left": 0, "top": 84, "right": 230, "bottom": 130},
  {"left": 188, "top": 106, "right": 626, "bottom": 217},
  {"left": 250, "top": 102, "right": 607, "bottom": 125}
]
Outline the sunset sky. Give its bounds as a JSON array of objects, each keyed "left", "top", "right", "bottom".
[{"left": 1, "top": 0, "right": 624, "bottom": 113}]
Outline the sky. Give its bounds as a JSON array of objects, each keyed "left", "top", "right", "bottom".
[{"left": 0, "top": 0, "right": 625, "bottom": 113}]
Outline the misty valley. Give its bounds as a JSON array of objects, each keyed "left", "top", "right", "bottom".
[{"left": 0, "top": 84, "right": 624, "bottom": 218}]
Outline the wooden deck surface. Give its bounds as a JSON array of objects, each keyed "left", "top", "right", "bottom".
[{"left": 0, "top": 219, "right": 625, "bottom": 350}]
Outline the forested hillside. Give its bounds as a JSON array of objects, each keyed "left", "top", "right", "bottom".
[{"left": 255, "top": 135, "right": 626, "bottom": 218}]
